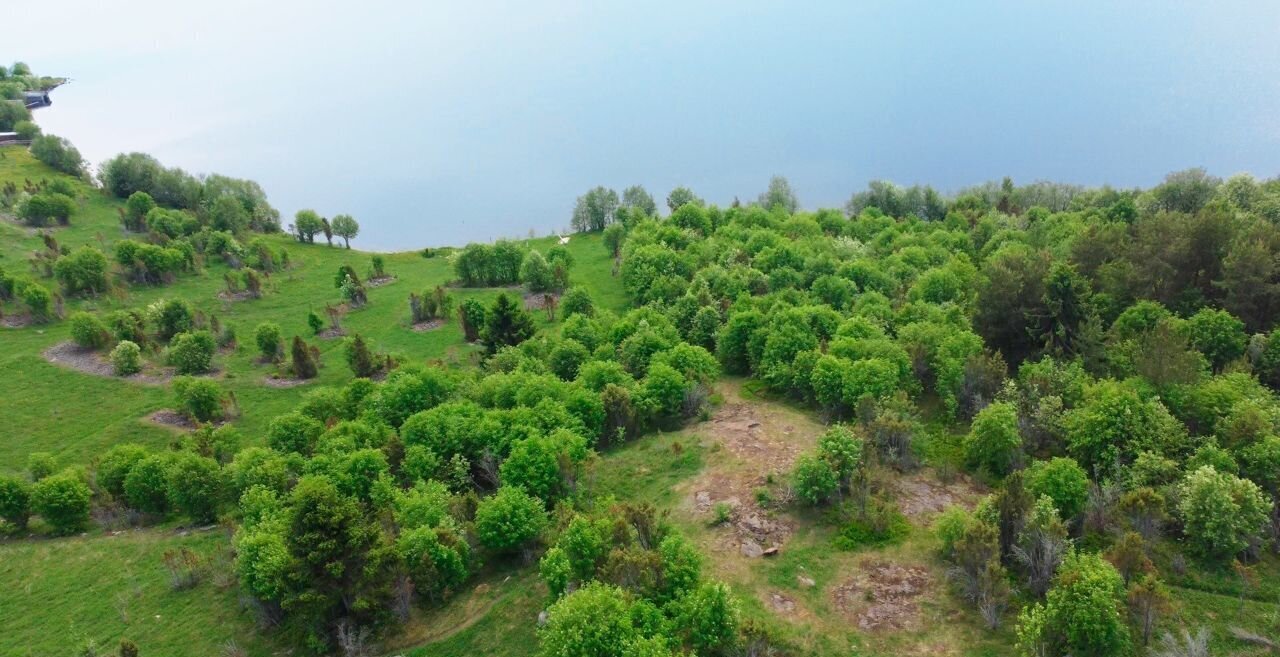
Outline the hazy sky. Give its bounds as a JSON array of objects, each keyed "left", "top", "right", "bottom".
[{"left": 10, "top": 1, "right": 1280, "bottom": 249}]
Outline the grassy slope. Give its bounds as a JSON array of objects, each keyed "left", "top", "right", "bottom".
[
  {"left": 0, "top": 145, "right": 624, "bottom": 472},
  {"left": 0, "top": 145, "right": 626, "bottom": 656}
]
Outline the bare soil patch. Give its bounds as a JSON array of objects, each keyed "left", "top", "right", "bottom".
[
  {"left": 679, "top": 386, "right": 825, "bottom": 558},
  {"left": 262, "top": 375, "right": 313, "bottom": 388},
  {"left": 216, "top": 290, "right": 258, "bottom": 302},
  {"left": 411, "top": 319, "right": 445, "bottom": 332},
  {"left": 42, "top": 341, "right": 171, "bottom": 385},
  {"left": 316, "top": 327, "right": 346, "bottom": 340},
  {"left": 523, "top": 291, "right": 560, "bottom": 311},
  {"left": 765, "top": 591, "right": 797, "bottom": 614},
  {"left": 367, "top": 275, "right": 397, "bottom": 288},
  {"left": 831, "top": 560, "right": 932, "bottom": 632},
  {"left": 1, "top": 312, "right": 34, "bottom": 328},
  {"left": 146, "top": 409, "right": 199, "bottom": 430},
  {"left": 892, "top": 469, "right": 984, "bottom": 525}
]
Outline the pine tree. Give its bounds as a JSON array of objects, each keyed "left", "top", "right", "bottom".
[
  {"left": 482, "top": 293, "right": 535, "bottom": 354},
  {"left": 291, "top": 336, "right": 318, "bottom": 379},
  {"left": 345, "top": 334, "right": 378, "bottom": 378}
]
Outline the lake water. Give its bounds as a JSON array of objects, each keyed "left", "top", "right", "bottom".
[{"left": 12, "top": 1, "right": 1280, "bottom": 250}]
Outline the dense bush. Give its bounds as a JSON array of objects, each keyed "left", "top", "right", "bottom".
[
  {"left": 53, "top": 247, "right": 109, "bottom": 296},
  {"left": 30, "top": 470, "right": 92, "bottom": 535},
  {"left": 254, "top": 322, "right": 282, "bottom": 361},
  {"left": 29, "top": 134, "right": 84, "bottom": 175},
  {"left": 0, "top": 475, "right": 32, "bottom": 530},
  {"left": 174, "top": 376, "right": 225, "bottom": 423},
  {"left": 167, "top": 330, "right": 217, "bottom": 374},
  {"left": 474, "top": 486, "right": 547, "bottom": 554},
  {"left": 110, "top": 340, "right": 143, "bottom": 375},
  {"left": 68, "top": 311, "right": 111, "bottom": 350}
]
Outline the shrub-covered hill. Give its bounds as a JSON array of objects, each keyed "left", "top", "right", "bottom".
[{"left": 4, "top": 106, "right": 1280, "bottom": 657}]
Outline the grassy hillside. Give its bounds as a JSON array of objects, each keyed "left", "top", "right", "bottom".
[
  {"left": 0, "top": 145, "right": 624, "bottom": 473},
  {"left": 0, "top": 145, "right": 627, "bottom": 656}
]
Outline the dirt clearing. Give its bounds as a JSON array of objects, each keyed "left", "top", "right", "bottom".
[
  {"left": 678, "top": 382, "right": 825, "bottom": 559},
  {"left": 831, "top": 560, "right": 932, "bottom": 631},
  {"left": 891, "top": 469, "right": 985, "bottom": 525}
]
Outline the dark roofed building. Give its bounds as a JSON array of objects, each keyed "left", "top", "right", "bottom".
[{"left": 24, "top": 91, "right": 52, "bottom": 109}]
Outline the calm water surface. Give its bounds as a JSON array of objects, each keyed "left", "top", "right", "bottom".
[{"left": 11, "top": 1, "right": 1280, "bottom": 250}]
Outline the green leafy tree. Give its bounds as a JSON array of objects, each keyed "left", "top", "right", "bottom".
[
  {"left": 603, "top": 223, "right": 627, "bottom": 258},
  {"left": 521, "top": 250, "right": 555, "bottom": 292},
  {"left": 329, "top": 214, "right": 359, "bottom": 248},
  {"left": 666, "top": 186, "right": 704, "bottom": 212},
  {"left": 292, "top": 209, "right": 324, "bottom": 243},
  {"left": 560, "top": 287, "right": 594, "bottom": 318},
  {"left": 167, "top": 452, "right": 224, "bottom": 523},
  {"left": 571, "top": 186, "right": 620, "bottom": 232},
  {"left": 1025, "top": 457, "right": 1090, "bottom": 520},
  {"left": 672, "top": 581, "right": 739, "bottom": 655},
  {"left": 621, "top": 185, "right": 657, "bottom": 216},
  {"left": 28, "top": 452, "right": 57, "bottom": 481},
  {"left": 94, "top": 444, "right": 150, "bottom": 498},
  {"left": 537, "top": 582, "right": 640, "bottom": 657},
  {"left": 29, "top": 134, "right": 84, "bottom": 176},
  {"left": 792, "top": 453, "right": 839, "bottom": 506},
  {"left": 1176, "top": 465, "right": 1271, "bottom": 562},
  {"left": 474, "top": 486, "right": 548, "bottom": 554},
  {"left": 1182, "top": 307, "right": 1246, "bottom": 371},
  {"left": 756, "top": 175, "right": 799, "bottom": 213},
  {"left": 54, "top": 247, "right": 110, "bottom": 296},
  {"left": 123, "top": 191, "right": 156, "bottom": 232},
  {"left": 965, "top": 401, "right": 1022, "bottom": 477},
  {"left": 267, "top": 412, "right": 324, "bottom": 455},
  {"left": 397, "top": 524, "right": 471, "bottom": 602},
  {"left": 254, "top": 322, "right": 283, "bottom": 361},
  {"left": 1016, "top": 551, "right": 1130, "bottom": 657}
]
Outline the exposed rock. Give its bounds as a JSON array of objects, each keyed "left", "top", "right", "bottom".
[{"left": 740, "top": 538, "right": 764, "bottom": 558}]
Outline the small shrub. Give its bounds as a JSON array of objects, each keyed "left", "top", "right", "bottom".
[
  {"left": 31, "top": 470, "right": 92, "bottom": 535},
  {"left": 28, "top": 452, "right": 57, "bottom": 481},
  {"left": 253, "top": 322, "right": 282, "bottom": 361},
  {"left": 0, "top": 475, "right": 32, "bottom": 530},
  {"left": 307, "top": 310, "right": 325, "bottom": 335},
  {"left": 711, "top": 502, "right": 732, "bottom": 526},
  {"left": 167, "top": 330, "right": 216, "bottom": 375},
  {"left": 69, "top": 311, "right": 111, "bottom": 350},
  {"left": 834, "top": 501, "right": 909, "bottom": 550},
  {"left": 110, "top": 340, "right": 143, "bottom": 376},
  {"left": 162, "top": 547, "right": 205, "bottom": 590},
  {"left": 174, "top": 376, "right": 225, "bottom": 423}
]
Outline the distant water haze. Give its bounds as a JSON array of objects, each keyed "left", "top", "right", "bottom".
[{"left": 11, "top": 0, "right": 1280, "bottom": 250}]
